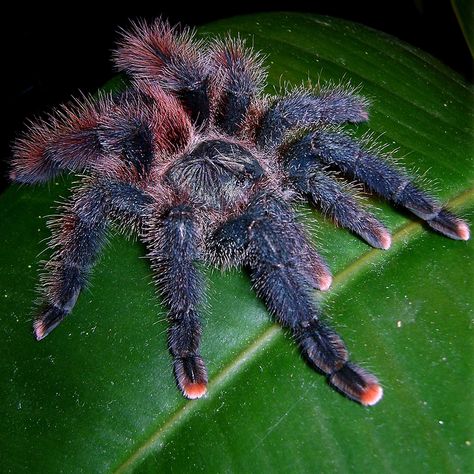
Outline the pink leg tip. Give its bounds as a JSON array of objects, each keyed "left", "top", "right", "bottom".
[
  {"left": 379, "top": 230, "right": 392, "bottom": 250},
  {"left": 456, "top": 222, "right": 470, "bottom": 241},
  {"left": 360, "top": 384, "right": 383, "bottom": 406},
  {"left": 33, "top": 321, "right": 46, "bottom": 341},
  {"left": 318, "top": 273, "right": 333, "bottom": 292},
  {"left": 183, "top": 382, "right": 207, "bottom": 400}
]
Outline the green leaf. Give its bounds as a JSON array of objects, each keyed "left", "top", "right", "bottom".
[
  {"left": 452, "top": 0, "right": 474, "bottom": 57},
  {"left": 1, "top": 12, "right": 473, "bottom": 473}
]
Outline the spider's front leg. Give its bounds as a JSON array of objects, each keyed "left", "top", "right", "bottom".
[
  {"left": 34, "top": 180, "right": 152, "bottom": 340},
  {"left": 284, "top": 147, "right": 392, "bottom": 249},
  {"left": 212, "top": 194, "right": 382, "bottom": 406},
  {"left": 288, "top": 131, "right": 470, "bottom": 240},
  {"left": 146, "top": 205, "right": 208, "bottom": 399}
]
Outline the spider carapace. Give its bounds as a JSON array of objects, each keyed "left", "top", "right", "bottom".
[{"left": 11, "top": 19, "right": 470, "bottom": 405}]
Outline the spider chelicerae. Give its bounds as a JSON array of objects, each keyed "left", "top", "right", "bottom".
[{"left": 11, "top": 19, "right": 470, "bottom": 406}]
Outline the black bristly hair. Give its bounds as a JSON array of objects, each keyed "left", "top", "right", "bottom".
[
  {"left": 147, "top": 205, "right": 208, "bottom": 398},
  {"left": 10, "top": 18, "right": 470, "bottom": 406}
]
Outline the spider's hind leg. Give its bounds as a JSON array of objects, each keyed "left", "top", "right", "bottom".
[
  {"left": 212, "top": 194, "right": 382, "bottom": 405},
  {"left": 11, "top": 94, "right": 109, "bottom": 184},
  {"left": 257, "top": 87, "right": 369, "bottom": 151},
  {"left": 208, "top": 36, "right": 266, "bottom": 135},
  {"left": 114, "top": 19, "right": 211, "bottom": 127},
  {"left": 147, "top": 205, "right": 208, "bottom": 399}
]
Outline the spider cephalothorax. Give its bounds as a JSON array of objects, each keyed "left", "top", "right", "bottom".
[{"left": 11, "top": 19, "right": 470, "bottom": 406}]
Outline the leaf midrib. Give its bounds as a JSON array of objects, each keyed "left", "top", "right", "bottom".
[{"left": 113, "top": 188, "right": 474, "bottom": 474}]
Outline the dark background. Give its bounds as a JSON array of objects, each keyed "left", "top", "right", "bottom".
[{"left": 2, "top": 1, "right": 472, "bottom": 192}]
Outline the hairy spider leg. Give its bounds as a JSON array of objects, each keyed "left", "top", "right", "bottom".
[
  {"left": 34, "top": 180, "right": 152, "bottom": 340},
  {"left": 284, "top": 143, "right": 392, "bottom": 249},
  {"left": 211, "top": 197, "right": 332, "bottom": 291},
  {"left": 13, "top": 17, "right": 470, "bottom": 406},
  {"left": 209, "top": 36, "right": 266, "bottom": 135},
  {"left": 114, "top": 19, "right": 211, "bottom": 126},
  {"left": 212, "top": 194, "right": 381, "bottom": 405},
  {"left": 10, "top": 95, "right": 109, "bottom": 184},
  {"left": 11, "top": 81, "right": 193, "bottom": 186},
  {"left": 247, "top": 195, "right": 382, "bottom": 405},
  {"left": 295, "top": 131, "right": 470, "bottom": 240},
  {"left": 257, "top": 88, "right": 369, "bottom": 150},
  {"left": 147, "top": 206, "right": 208, "bottom": 399}
]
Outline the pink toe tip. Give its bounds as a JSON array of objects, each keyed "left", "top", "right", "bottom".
[
  {"left": 379, "top": 231, "right": 392, "bottom": 250},
  {"left": 456, "top": 222, "right": 470, "bottom": 241},
  {"left": 33, "top": 321, "right": 46, "bottom": 341},
  {"left": 183, "top": 382, "right": 207, "bottom": 400},
  {"left": 318, "top": 273, "right": 333, "bottom": 292},
  {"left": 360, "top": 384, "right": 383, "bottom": 406}
]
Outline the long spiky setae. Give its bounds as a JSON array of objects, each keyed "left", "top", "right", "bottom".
[{"left": 10, "top": 18, "right": 470, "bottom": 406}]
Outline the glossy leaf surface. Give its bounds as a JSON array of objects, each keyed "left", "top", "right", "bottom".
[{"left": 0, "top": 13, "right": 473, "bottom": 473}]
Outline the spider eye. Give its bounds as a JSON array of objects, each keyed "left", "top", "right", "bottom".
[{"left": 236, "top": 160, "right": 264, "bottom": 184}]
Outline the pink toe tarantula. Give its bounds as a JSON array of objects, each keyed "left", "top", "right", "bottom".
[{"left": 11, "top": 19, "right": 470, "bottom": 405}]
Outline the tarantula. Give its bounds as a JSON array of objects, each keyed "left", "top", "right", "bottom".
[{"left": 11, "top": 19, "right": 470, "bottom": 406}]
